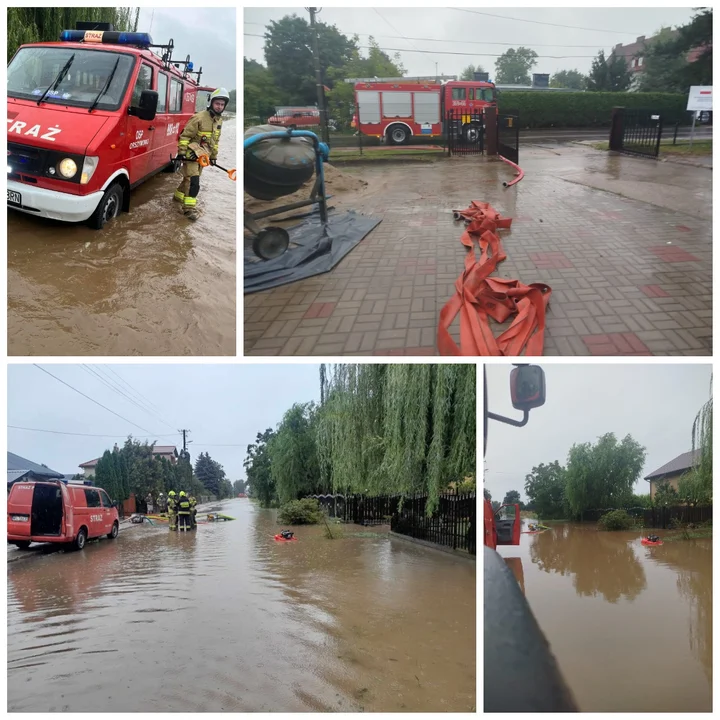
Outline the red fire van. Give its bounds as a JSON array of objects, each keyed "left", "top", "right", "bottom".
[
  {"left": 7, "top": 23, "right": 205, "bottom": 228},
  {"left": 7, "top": 479, "right": 120, "bottom": 551}
]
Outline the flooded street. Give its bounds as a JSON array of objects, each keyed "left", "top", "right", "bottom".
[
  {"left": 7, "top": 120, "right": 237, "bottom": 357},
  {"left": 8, "top": 498, "right": 475, "bottom": 712},
  {"left": 496, "top": 520, "right": 712, "bottom": 712}
]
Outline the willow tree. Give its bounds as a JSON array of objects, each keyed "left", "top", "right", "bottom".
[
  {"left": 679, "top": 375, "right": 713, "bottom": 505},
  {"left": 8, "top": 7, "right": 139, "bottom": 61},
  {"left": 316, "top": 363, "right": 476, "bottom": 513}
]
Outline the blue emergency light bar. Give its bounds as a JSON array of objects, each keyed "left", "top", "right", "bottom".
[
  {"left": 60, "top": 30, "right": 153, "bottom": 48},
  {"left": 187, "top": 61, "right": 193, "bottom": 71}
]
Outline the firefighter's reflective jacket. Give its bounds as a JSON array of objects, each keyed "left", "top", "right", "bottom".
[{"left": 178, "top": 110, "right": 222, "bottom": 161}]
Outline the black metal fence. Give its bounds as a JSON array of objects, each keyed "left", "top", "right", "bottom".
[
  {"left": 446, "top": 108, "right": 484, "bottom": 156},
  {"left": 579, "top": 505, "right": 712, "bottom": 529},
  {"left": 609, "top": 108, "right": 663, "bottom": 158},
  {"left": 498, "top": 111, "right": 520, "bottom": 164},
  {"left": 306, "top": 490, "right": 476, "bottom": 554}
]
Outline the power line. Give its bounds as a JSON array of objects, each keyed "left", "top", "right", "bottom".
[
  {"left": 34, "top": 365, "right": 156, "bottom": 435},
  {"left": 373, "top": 8, "right": 426, "bottom": 59},
  {"left": 449, "top": 8, "right": 643, "bottom": 35},
  {"left": 82, "top": 365, "right": 177, "bottom": 431},
  {"left": 8, "top": 425, "right": 175, "bottom": 439},
  {"left": 105, "top": 366, "right": 165, "bottom": 416},
  {"left": 243, "top": 34, "right": 601, "bottom": 59}
]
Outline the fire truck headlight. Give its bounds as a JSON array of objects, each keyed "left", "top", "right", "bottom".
[
  {"left": 7, "top": 164, "right": 12, "bottom": 175},
  {"left": 80, "top": 156, "right": 99, "bottom": 185},
  {"left": 58, "top": 158, "right": 78, "bottom": 179}
]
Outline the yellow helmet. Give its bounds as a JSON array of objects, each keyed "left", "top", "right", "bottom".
[
  {"left": 168, "top": 490, "right": 176, "bottom": 497},
  {"left": 179, "top": 491, "right": 186, "bottom": 497}
]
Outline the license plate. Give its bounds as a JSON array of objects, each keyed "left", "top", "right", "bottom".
[{"left": 7, "top": 190, "right": 21, "bottom": 205}]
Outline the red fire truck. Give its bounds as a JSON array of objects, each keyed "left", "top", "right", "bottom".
[
  {"left": 352, "top": 77, "right": 497, "bottom": 145},
  {"left": 7, "top": 22, "right": 206, "bottom": 229}
]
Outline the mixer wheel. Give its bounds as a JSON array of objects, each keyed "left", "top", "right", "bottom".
[{"left": 253, "top": 227, "right": 290, "bottom": 260}]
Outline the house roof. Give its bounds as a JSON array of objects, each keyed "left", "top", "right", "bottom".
[
  {"left": 7, "top": 451, "right": 65, "bottom": 484},
  {"left": 79, "top": 445, "right": 177, "bottom": 467},
  {"left": 644, "top": 450, "right": 700, "bottom": 481}
]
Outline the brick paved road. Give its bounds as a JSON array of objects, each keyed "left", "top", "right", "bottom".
[{"left": 244, "top": 146, "right": 711, "bottom": 356}]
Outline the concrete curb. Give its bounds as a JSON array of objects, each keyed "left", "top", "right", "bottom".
[
  {"left": 571, "top": 140, "right": 712, "bottom": 169},
  {"left": 389, "top": 531, "right": 476, "bottom": 562}
]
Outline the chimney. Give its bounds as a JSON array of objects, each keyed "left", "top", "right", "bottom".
[{"left": 636, "top": 36, "right": 645, "bottom": 44}]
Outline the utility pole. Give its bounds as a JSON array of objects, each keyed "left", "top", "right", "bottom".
[
  {"left": 307, "top": 7, "right": 330, "bottom": 145},
  {"left": 178, "top": 429, "right": 192, "bottom": 462}
]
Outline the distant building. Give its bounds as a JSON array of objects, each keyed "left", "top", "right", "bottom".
[
  {"left": 79, "top": 444, "right": 178, "bottom": 479},
  {"left": 644, "top": 449, "right": 699, "bottom": 499},
  {"left": 496, "top": 73, "right": 580, "bottom": 93},
  {"left": 7, "top": 451, "right": 64, "bottom": 490},
  {"left": 612, "top": 31, "right": 708, "bottom": 90}
]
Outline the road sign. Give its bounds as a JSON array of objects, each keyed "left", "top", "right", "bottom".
[{"left": 687, "top": 86, "right": 713, "bottom": 112}]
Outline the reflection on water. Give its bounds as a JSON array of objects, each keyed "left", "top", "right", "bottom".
[
  {"left": 8, "top": 499, "right": 475, "bottom": 712},
  {"left": 498, "top": 520, "right": 711, "bottom": 712}
]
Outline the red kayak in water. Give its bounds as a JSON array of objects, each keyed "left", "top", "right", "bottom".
[
  {"left": 274, "top": 534, "right": 298, "bottom": 542},
  {"left": 641, "top": 538, "right": 663, "bottom": 546}
]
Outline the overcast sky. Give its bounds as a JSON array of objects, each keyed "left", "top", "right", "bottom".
[
  {"left": 244, "top": 7, "right": 697, "bottom": 78},
  {"left": 484, "top": 363, "right": 712, "bottom": 502},
  {"left": 139, "top": 7, "right": 236, "bottom": 91},
  {"left": 8, "top": 364, "right": 321, "bottom": 480}
]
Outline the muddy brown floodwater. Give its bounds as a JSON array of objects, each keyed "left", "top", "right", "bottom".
[
  {"left": 496, "top": 520, "right": 712, "bottom": 712},
  {"left": 8, "top": 498, "right": 475, "bottom": 712},
  {"left": 7, "top": 120, "right": 237, "bottom": 357}
]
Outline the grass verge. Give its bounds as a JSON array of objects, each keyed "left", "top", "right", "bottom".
[{"left": 588, "top": 139, "right": 712, "bottom": 157}]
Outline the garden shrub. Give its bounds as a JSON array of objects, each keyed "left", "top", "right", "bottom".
[
  {"left": 598, "top": 509, "right": 635, "bottom": 531},
  {"left": 277, "top": 498, "right": 324, "bottom": 525},
  {"left": 497, "top": 91, "right": 689, "bottom": 129}
]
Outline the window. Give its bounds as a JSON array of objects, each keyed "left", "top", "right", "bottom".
[
  {"left": 84, "top": 489, "right": 102, "bottom": 508},
  {"left": 6, "top": 47, "right": 134, "bottom": 111},
  {"left": 99, "top": 490, "right": 113, "bottom": 508},
  {"left": 452, "top": 87, "right": 466, "bottom": 101},
  {"left": 131, "top": 63, "right": 153, "bottom": 107},
  {"left": 638, "top": 56, "right": 644, "bottom": 66},
  {"left": 169, "top": 78, "right": 183, "bottom": 113},
  {"left": 157, "top": 72, "right": 168, "bottom": 113}
]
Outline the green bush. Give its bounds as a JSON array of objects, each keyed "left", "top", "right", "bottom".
[
  {"left": 497, "top": 91, "right": 690, "bottom": 129},
  {"left": 277, "top": 498, "right": 324, "bottom": 525},
  {"left": 598, "top": 509, "right": 635, "bottom": 531}
]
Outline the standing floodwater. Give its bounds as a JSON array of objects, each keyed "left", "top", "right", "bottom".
[
  {"left": 7, "top": 120, "right": 237, "bottom": 357},
  {"left": 8, "top": 498, "right": 475, "bottom": 712},
  {"left": 497, "top": 521, "right": 711, "bottom": 712}
]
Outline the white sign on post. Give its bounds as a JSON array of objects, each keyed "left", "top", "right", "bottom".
[{"left": 687, "top": 86, "right": 713, "bottom": 111}]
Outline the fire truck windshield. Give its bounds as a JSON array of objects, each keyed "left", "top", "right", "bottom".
[{"left": 8, "top": 47, "right": 135, "bottom": 111}]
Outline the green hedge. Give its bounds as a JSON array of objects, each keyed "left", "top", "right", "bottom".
[{"left": 497, "top": 92, "right": 690, "bottom": 129}]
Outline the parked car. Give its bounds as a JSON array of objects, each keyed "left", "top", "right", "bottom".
[
  {"left": 7, "top": 480, "right": 119, "bottom": 551},
  {"left": 696, "top": 110, "right": 712, "bottom": 124}
]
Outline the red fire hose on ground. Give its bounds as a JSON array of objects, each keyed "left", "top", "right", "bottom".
[
  {"left": 437, "top": 201, "right": 551, "bottom": 356},
  {"left": 499, "top": 155, "right": 524, "bottom": 187}
]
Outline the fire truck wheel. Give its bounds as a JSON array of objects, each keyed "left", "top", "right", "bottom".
[
  {"left": 107, "top": 521, "right": 119, "bottom": 540},
  {"left": 88, "top": 182, "right": 124, "bottom": 230},
  {"left": 13, "top": 541, "right": 31, "bottom": 550},
  {"left": 463, "top": 124, "right": 482, "bottom": 144},
  {"left": 253, "top": 227, "right": 290, "bottom": 260},
  {"left": 387, "top": 124, "right": 410, "bottom": 145},
  {"left": 73, "top": 527, "right": 87, "bottom": 551}
]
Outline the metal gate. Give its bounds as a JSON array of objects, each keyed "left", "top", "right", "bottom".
[
  {"left": 609, "top": 108, "right": 663, "bottom": 158},
  {"left": 498, "top": 112, "right": 519, "bottom": 164},
  {"left": 446, "top": 108, "right": 484, "bottom": 156}
]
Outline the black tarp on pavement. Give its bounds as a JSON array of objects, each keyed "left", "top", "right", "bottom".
[{"left": 244, "top": 211, "right": 381, "bottom": 294}]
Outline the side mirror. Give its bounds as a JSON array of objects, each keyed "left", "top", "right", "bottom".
[
  {"left": 510, "top": 365, "right": 546, "bottom": 412},
  {"left": 130, "top": 89, "right": 158, "bottom": 121}
]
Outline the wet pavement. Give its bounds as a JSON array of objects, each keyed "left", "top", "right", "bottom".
[
  {"left": 244, "top": 144, "right": 711, "bottom": 356},
  {"left": 495, "top": 520, "right": 712, "bottom": 712},
  {"left": 8, "top": 120, "right": 237, "bottom": 357},
  {"left": 7, "top": 498, "right": 475, "bottom": 712}
]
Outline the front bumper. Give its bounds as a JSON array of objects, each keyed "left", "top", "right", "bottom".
[{"left": 7, "top": 179, "right": 104, "bottom": 223}]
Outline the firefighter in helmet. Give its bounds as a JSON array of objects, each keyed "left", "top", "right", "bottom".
[
  {"left": 177, "top": 491, "right": 192, "bottom": 532},
  {"left": 167, "top": 490, "right": 178, "bottom": 531},
  {"left": 174, "top": 87, "right": 230, "bottom": 220}
]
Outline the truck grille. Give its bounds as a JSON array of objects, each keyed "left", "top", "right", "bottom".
[{"left": 8, "top": 142, "right": 47, "bottom": 176}]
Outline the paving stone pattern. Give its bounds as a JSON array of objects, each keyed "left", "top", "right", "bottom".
[{"left": 245, "top": 154, "right": 711, "bottom": 356}]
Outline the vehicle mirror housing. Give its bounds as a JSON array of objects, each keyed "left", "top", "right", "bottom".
[
  {"left": 510, "top": 365, "right": 546, "bottom": 412},
  {"left": 130, "top": 89, "right": 158, "bottom": 121}
]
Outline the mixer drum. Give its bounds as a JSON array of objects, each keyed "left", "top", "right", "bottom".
[{"left": 244, "top": 125, "right": 316, "bottom": 201}]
